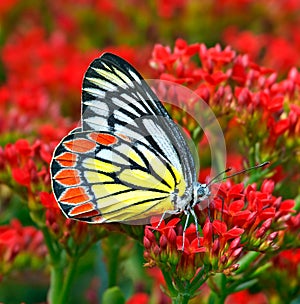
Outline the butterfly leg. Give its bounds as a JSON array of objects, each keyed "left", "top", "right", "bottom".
[
  {"left": 182, "top": 210, "right": 190, "bottom": 251},
  {"left": 189, "top": 207, "right": 200, "bottom": 247},
  {"left": 155, "top": 210, "right": 169, "bottom": 229}
]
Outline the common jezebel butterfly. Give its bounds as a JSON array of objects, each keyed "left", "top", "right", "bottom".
[{"left": 50, "top": 53, "right": 212, "bottom": 227}]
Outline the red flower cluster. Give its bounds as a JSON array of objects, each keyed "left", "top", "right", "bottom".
[
  {"left": 39, "top": 191, "right": 107, "bottom": 248},
  {"left": 0, "top": 1, "right": 298, "bottom": 302},
  {"left": 143, "top": 179, "right": 296, "bottom": 296},
  {"left": 0, "top": 219, "right": 46, "bottom": 277},
  {"left": 151, "top": 39, "right": 300, "bottom": 121},
  {"left": 209, "top": 180, "right": 296, "bottom": 251},
  {"left": 0, "top": 27, "right": 97, "bottom": 136},
  {"left": 150, "top": 39, "right": 299, "bottom": 197},
  {"left": 1, "top": 138, "right": 53, "bottom": 189}
]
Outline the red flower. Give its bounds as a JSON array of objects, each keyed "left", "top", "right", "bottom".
[
  {"left": 176, "top": 224, "right": 206, "bottom": 254},
  {"left": 155, "top": 0, "right": 187, "bottom": 19},
  {"left": 126, "top": 293, "right": 149, "bottom": 304},
  {"left": 40, "top": 192, "right": 60, "bottom": 210},
  {"left": 225, "top": 290, "right": 268, "bottom": 304},
  {"left": 223, "top": 27, "right": 263, "bottom": 60},
  {"left": 0, "top": 0, "right": 18, "bottom": 16},
  {"left": 0, "top": 219, "right": 46, "bottom": 265},
  {"left": 12, "top": 167, "right": 31, "bottom": 188}
]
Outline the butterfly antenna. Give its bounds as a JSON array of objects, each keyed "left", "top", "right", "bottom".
[
  {"left": 208, "top": 161, "right": 270, "bottom": 186},
  {"left": 207, "top": 167, "right": 232, "bottom": 187}
]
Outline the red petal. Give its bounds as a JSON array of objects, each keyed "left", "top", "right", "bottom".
[
  {"left": 224, "top": 227, "right": 244, "bottom": 239},
  {"left": 229, "top": 200, "right": 245, "bottom": 213},
  {"left": 274, "top": 119, "right": 290, "bottom": 135},
  {"left": 12, "top": 167, "right": 31, "bottom": 187},
  {"left": 279, "top": 199, "right": 295, "bottom": 211},
  {"left": 212, "top": 220, "right": 227, "bottom": 235}
]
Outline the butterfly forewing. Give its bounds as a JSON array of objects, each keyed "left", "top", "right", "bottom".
[
  {"left": 83, "top": 53, "right": 196, "bottom": 190},
  {"left": 82, "top": 53, "right": 168, "bottom": 133}
]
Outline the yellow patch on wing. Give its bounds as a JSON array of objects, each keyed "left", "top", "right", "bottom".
[
  {"left": 92, "top": 67, "right": 126, "bottom": 86},
  {"left": 84, "top": 171, "right": 114, "bottom": 183},
  {"left": 82, "top": 158, "right": 120, "bottom": 173},
  {"left": 100, "top": 195, "right": 174, "bottom": 222},
  {"left": 176, "top": 175, "right": 186, "bottom": 196},
  {"left": 127, "top": 148, "right": 145, "bottom": 167},
  {"left": 92, "top": 183, "right": 130, "bottom": 202},
  {"left": 96, "top": 189, "right": 168, "bottom": 210},
  {"left": 118, "top": 169, "right": 170, "bottom": 192}
]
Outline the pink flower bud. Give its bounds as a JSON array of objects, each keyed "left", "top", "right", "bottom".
[
  {"left": 229, "top": 237, "right": 241, "bottom": 250},
  {"left": 167, "top": 228, "right": 177, "bottom": 244},
  {"left": 153, "top": 244, "right": 160, "bottom": 256},
  {"left": 159, "top": 234, "right": 168, "bottom": 249},
  {"left": 144, "top": 228, "right": 156, "bottom": 243},
  {"left": 143, "top": 236, "right": 151, "bottom": 249}
]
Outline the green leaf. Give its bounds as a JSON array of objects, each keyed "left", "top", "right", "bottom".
[
  {"left": 232, "top": 279, "right": 258, "bottom": 293},
  {"left": 235, "top": 251, "right": 260, "bottom": 274},
  {"left": 249, "top": 262, "right": 272, "bottom": 278},
  {"left": 102, "top": 286, "right": 126, "bottom": 304}
]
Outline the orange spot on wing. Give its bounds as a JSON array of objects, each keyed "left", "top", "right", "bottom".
[
  {"left": 117, "top": 133, "right": 131, "bottom": 142},
  {"left": 54, "top": 169, "right": 81, "bottom": 186},
  {"left": 69, "top": 202, "right": 96, "bottom": 216},
  {"left": 90, "top": 132, "right": 117, "bottom": 145},
  {"left": 64, "top": 138, "right": 96, "bottom": 152},
  {"left": 55, "top": 152, "right": 77, "bottom": 167},
  {"left": 91, "top": 215, "right": 105, "bottom": 223},
  {"left": 76, "top": 210, "right": 101, "bottom": 219},
  {"left": 59, "top": 187, "right": 89, "bottom": 204}
]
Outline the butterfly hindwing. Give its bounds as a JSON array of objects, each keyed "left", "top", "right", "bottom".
[{"left": 51, "top": 130, "right": 187, "bottom": 224}]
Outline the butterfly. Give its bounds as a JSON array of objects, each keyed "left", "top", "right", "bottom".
[{"left": 50, "top": 52, "right": 212, "bottom": 231}]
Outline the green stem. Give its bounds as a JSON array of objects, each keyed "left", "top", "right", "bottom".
[
  {"left": 47, "top": 247, "right": 79, "bottom": 304},
  {"left": 171, "top": 292, "right": 191, "bottom": 304},
  {"left": 107, "top": 240, "right": 119, "bottom": 287},
  {"left": 190, "top": 266, "right": 209, "bottom": 294},
  {"left": 160, "top": 267, "right": 177, "bottom": 297},
  {"left": 41, "top": 226, "right": 64, "bottom": 304},
  {"left": 41, "top": 226, "right": 59, "bottom": 261},
  {"left": 59, "top": 257, "right": 78, "bottom": 304},
  {"left": 41, "top": 227, "right": 78, "bottom": 304},
  {"left": 208, "top": 290, "right": 227, "bottom": 304},
  {"left": 48, "top": 262, "right": 64, "bottom": 304}
]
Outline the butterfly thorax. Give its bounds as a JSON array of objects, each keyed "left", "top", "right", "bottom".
[
  {"left": 187, "top": 182, "right": 210, "bottom": 210},
  {"left": 173, "top": 182, "right": 210, "bottom": 214}
]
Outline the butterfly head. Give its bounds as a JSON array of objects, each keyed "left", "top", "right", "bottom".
[{"left": 195, "top": 182, "right": 211, "bottom": 205}]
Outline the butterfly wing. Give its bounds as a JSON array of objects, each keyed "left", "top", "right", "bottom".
[
  {"left": 82, "top": 53, "right": 169, "bottom": 133},
  {"left": 50, "top": 53, "right": 197, "bottom": 223},
  {"left": 82, "top": 53, "right": 196, "bottom": 190},
  {"left": 51, "top": 131, "right": 186, "bottom": 223}
]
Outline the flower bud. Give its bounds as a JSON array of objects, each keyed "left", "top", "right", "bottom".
[
  {"left": 159, "top": 234, "right": 168, "bottom": 249},
  {"left": 167, "top": 228, "right": 177, "bottom": 245},
  {"left": 143, "top": 236, "right": 151, "bottom": 249},
  {"left": 267, "top": 231, "right": 278, "bottom": 242},
  {"left": 229, "top": 237, "right": 241, "bottom": 250},
  {"left": 220, "top": 254, "right": 228, "bottom": 265},
  {"left": 144, "top": 228, "right": 156, "bottom": 243},
  {"left": 231, "top": 247, "right": 243, "bottom": 259},
  {"left": 212, "top": 239, "right": 220, "bottom": 255},
  {"left": 255, "top": 226, "right": 266, "bottom": 238},
  {"left": 153, "top": 244, "right": 160, "bottom": 256}
]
